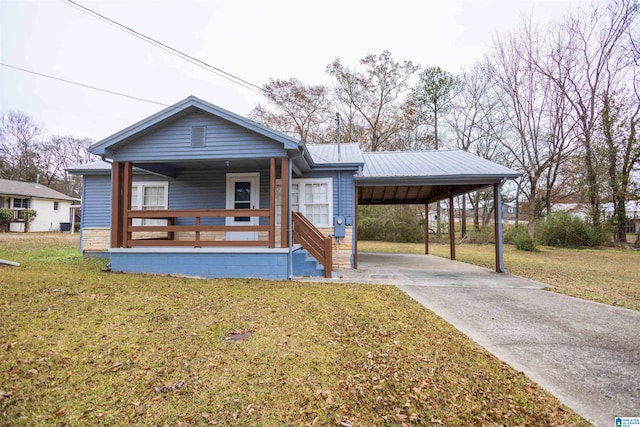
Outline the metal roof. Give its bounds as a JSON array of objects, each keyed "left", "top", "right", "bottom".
[
  {"left": 356, "top": 150, "right": 520, "bottom": 205},
  {"left": 359, "top": 150, "right": 519, "bottom": 183},
  {"left": 306, "top": 143, "right": 364, "bottom": 166},
  {"left": 0, "top": 178, "right": 79, "bottom": 201}
]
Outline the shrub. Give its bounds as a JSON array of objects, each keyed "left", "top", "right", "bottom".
[
  {"left": 512, "top": 227, "right": 536, "bottom": 251},
  {"left": 463, "top": 226, "right": 495, "bottom": 244},
  {"left": 536, "top": 212, "right": 606, "bottom": 247},
  {"left": 19, "top": 209, "right": 37, "bottom": 232},
  {"left": 0, "top": 208, "right": 12, "bottom": 232}
]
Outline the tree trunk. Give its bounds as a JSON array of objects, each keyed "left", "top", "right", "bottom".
[{"left": 461, "top": 196, "right": 467, "bottom": 239}]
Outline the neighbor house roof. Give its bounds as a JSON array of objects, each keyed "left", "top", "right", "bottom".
[{"left": 0, "top": 179, "right": 78, "bottom": 201}]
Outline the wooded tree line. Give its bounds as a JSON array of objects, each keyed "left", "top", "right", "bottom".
[
  {"left": 250, "top": 0, "right": 640, "bottom": 244},
  {"left": 0, "top": 111, "right": 96, "bottom": 198}
]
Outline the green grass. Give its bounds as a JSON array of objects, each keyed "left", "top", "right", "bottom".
[
  {"left": 0, "top": 234, "right": 589, "bottom": 426},
  {"left": 360, "top": 240, "right": 640, "bottom": 312}
]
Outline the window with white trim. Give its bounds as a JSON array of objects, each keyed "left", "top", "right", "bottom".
[
  {"left": 130, "top": 182, "right": 168, "bottom": 226},
  {"left": 53, "top": 201, "right": 59, "bottom": 211},
  {"left": 276, "top": 178, "right": 332, "bottom": 228},
  {"left": 13, "top": 198, "right": 29, "bottom": 209}
]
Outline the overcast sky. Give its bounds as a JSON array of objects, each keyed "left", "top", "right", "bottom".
[{"left": 1, "top": 0, "right": 592, "bottom": 142}]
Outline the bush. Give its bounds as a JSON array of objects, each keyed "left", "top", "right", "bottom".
[
  {"left": 536, "top": 212, "right": 606, "bottom": 247},
  {"left": 0, "top": 208, "right": 12, "bottom": 232},
  {"left": 464, "top": 226, "right": 495, "bottom": 244},
  {"left": 510, "top": 226, "right": 536, "bottom": 251},
  {"left": 19, "top": 209, "right": 37, "bottom": 232},
  {"left": 358, "top": 205, "right": 425, "bottom": 243}
]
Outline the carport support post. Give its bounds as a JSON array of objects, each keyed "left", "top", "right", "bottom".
[
  {"left": 424, "top": 203, "right": 429, "bottom": 255},
  {"left": 494, "top": 182, "right": 506, "bottom": 273},
  {"left": 449, "top": 196, "right": 455, "bottom": 260}
]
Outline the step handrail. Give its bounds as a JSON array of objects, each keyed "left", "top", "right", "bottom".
[{"left": 291, "top": 211, "right": 332, "bottom": 278}]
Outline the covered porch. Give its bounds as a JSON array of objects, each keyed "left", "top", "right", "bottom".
[{"left": 108, "top": 157, "right": 333, "bottom": 279}]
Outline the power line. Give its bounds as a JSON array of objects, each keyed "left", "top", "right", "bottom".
[
  {"left": 0, "top": 62, "right": 171, "bottom": 107},
  {"left": 60, "top": 0, "right": 264, "bottom": 95}
]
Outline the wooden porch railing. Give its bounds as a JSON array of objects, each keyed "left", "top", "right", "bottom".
[
  {"left": 292, "top": 211, "right": 332, "bottom": 278},
  {"left": 125, "top": 209, "right": 273, "bottom": 247}
]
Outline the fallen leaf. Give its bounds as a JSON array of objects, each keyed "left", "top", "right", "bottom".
[{"left": 53, "top": 407, "right": 66, "bottom": 416}]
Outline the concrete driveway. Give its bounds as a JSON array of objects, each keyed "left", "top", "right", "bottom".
[{"left": 332, "top": 253, "right": 640, "bottom": 427}]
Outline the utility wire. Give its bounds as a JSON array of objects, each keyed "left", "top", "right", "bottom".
[
  {"left": 0, "top": 62, "right": 171, "bottom": 107},
  {"left": 60, "top": 0, "right": 264, "bottom": 95}
]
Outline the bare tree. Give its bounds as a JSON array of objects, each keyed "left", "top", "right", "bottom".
[
  {"left": 41, "top": 135, "right": 96, "bottom": 197},
  {"left": 249, "top": 78, "right": 332, "bottom": 143},
  {"left": 0, "top": 111, "right": 43, "bottom": 182},
  {"left": 448, "top": 61, "right": 502, "bottom": 236},
  {"left": 536, "top": 0, "right": 640, "bottom": 225},
  {"left": 490, "top": 16, "right": 573, "bottom": 240},
  {"left": 327, "top": 50, "right": 420, "bottom": 152}
]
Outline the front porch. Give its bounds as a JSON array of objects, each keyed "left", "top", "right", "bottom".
[{"left": 108, "top": 159, "right": 333, "bottom": 279}]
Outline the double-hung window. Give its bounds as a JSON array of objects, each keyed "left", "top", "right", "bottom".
[
  {"left": 276, "top": 178, "right": 332, "bottom": 228},
  {"left": 130, "top": 182, "right": 168, "bottom": 226},
  {"left": 13, "top": 198, "right": 29, "bottom": 209}
]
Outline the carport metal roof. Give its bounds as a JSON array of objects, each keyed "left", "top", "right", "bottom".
[{"left": 354, "top": 150, "right": 520, "bottom": 204}]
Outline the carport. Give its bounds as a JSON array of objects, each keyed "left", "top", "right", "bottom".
[{"left": 353, "top": 150, "right": 520, "bottom": 272}]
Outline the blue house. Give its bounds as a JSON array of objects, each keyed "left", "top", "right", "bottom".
[{"left": 69, "top": 96, "right": 519, "bottom": 280}]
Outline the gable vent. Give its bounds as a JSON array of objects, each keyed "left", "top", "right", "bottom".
[{"left": 191, "top": 126, "right": 206, "bottom": 147}]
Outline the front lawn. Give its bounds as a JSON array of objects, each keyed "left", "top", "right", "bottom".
[
  {"left": 359, "top": 240, "right": 640, "bottom": 312},
  {"left": 0, "top": 234, "right": 588, "bottom": 426}
]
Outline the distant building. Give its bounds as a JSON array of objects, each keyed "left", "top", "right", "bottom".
[{"left": 0, "top": 179, "right": 79, "bottom": 232}]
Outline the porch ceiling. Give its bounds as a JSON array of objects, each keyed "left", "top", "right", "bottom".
[
  {"left": 357, "top": 182, "right": 493, "bottom": 205},
  {"left": 133, "top": 158, "right": 286, "bottom": 177}
]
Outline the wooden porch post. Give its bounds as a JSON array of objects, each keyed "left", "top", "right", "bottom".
[
  {"left": 424, "top": 203, "right": 429, "bottom": 255},
  {"left": 280, "top": 157, "right": 289, "bottom": 248},
  {"left": 449, "top": 196, "right": 456, "bottom": 260},
  {"left": 111, "top": 162, "right": 124, "bottom": 248},
  {"left": 121, "top": 162, "right": 132, "bottom": 248},
  {"left": 269, "top": 158, "right": 276, "bottom": 248}
]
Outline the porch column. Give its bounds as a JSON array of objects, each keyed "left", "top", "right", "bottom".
[
  {"left": 424, "top": 203, "right": 429, "bottom": 255},
  {"left": 269, "top": 158, "right": 276, "bottom": 248},
  {"left": 354, "top": 187, "right": 359, "bottom": 269},
  {"left": 494, "top": 182, "right": 505, "bottom": 272},
  {"left": 111, "top": 162, "right": 124, "bottom": 248},
  {"left": 280, "top": 157, "right": 289, "bottom": 248},
  {"left": 449, "top": 196, "right": 456, "bottom": 260},
  {"left": 121, "top": 162, "right": 132, "bottom": 248}
]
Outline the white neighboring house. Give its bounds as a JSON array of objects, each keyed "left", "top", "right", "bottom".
[{"left": 0, "top": 178, "right": 79, "bottom": 232}]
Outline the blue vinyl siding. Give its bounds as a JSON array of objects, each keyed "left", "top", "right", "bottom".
[
  {"left": 82, "top": 175, "right": 112, "bottom": 227},
  {"left": 112, "top": 112, "right": 286, "bottom": 162},
  {"left": 83, "top": 173, "right": 170, "bottom": 227}
]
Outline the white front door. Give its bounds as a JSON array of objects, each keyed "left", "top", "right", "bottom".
[{"left": 226, "top": 173, "right": 259, "bottom": 240}]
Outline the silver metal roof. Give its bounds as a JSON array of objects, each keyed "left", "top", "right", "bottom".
[
  {"left": 306, "top": 143, "right": 364, "bottom": 165},
  {"left": 358, "top": 150, "right": 519, "bottom": 184},
  {"left": 0, "top": 178, "right": 79, "bottom": 201}
]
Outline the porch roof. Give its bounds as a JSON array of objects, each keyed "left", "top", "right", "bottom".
[{"left": 355, "top": 150, "right": 520, "bottom": 205}]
